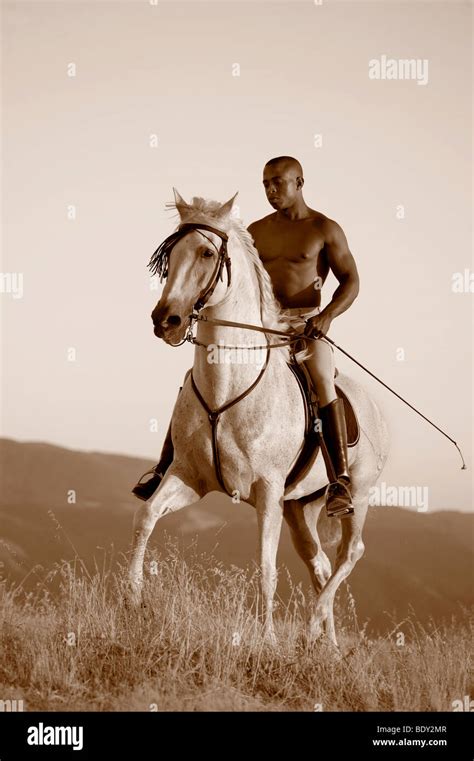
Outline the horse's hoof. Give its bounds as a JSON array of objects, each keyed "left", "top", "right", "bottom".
[
  {"left": 262, "top": 629, "right": 278, "bottom": 648},
  {"left": 126, "top": 580, "right": 143, "bottom": 610}
]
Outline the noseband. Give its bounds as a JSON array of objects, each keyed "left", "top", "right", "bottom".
[{"left": 148, "top": 222, "right": 232, "bottom": 314}]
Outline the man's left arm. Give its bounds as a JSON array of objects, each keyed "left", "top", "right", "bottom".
[{"left": 306, "top": 220, "right": 359, "bottom": 337}]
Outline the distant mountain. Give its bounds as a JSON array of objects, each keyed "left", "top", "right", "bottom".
[{"left": 0, "top": 438, "right": 472, "bottom": 633}]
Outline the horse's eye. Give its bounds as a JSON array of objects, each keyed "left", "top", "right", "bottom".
[{"left": 202, "top": 249, "right": 214, "bottom": 258}]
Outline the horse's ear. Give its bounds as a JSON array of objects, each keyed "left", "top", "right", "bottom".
[
  {"left": 217, "top": 191, "right": 239, "bottom": 220},
  {"left": 172, "top": 187, "right": 190, "bottom": 218}
]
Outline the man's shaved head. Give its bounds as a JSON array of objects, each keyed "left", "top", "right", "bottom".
[
  {"left": 264, "top": 156, "right": 303, "bottom": 177},
  {"left": 262, "top": 156, "right": 304, "bottom": 211}
]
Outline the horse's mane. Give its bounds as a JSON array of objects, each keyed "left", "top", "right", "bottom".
[
  {"left": 233, "top": 220, "right": 290, "bottom": 333},
  {"left": 165, "top": 196, "right": 293, "bottom": 334}
]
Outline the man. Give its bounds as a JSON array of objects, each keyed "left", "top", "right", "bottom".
[{"left": 133, "top": 156, "right": 359, "bottom": 518}]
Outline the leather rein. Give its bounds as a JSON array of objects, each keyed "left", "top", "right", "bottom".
[{"left": 148, "top": 222, "right": 308, "bottom": 495}]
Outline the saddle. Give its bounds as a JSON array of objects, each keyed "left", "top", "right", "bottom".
[{"left": 285, "top": 360, "right": 360, "bottom": 490}]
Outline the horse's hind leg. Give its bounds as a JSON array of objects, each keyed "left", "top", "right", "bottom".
[
  {"left": 283, "top": 498, "right": 332, "bottom": 598},
  {"left": 128, "top": 468, "right": 200, "bottom": 605},
  {"left": 309, "top": 492, "right": 368, "bottom": 645}
]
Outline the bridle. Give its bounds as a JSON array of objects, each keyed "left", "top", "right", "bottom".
[
  {"left": 148, "top": 221, "right": 303, "bottom": 351},
  {"left": 149, "top": 222, "right": 232, "bottom": 322}
]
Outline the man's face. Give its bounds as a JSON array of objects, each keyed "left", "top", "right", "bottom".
[{"left": 262, "top": 164, "right": 299, "bottom": 210}]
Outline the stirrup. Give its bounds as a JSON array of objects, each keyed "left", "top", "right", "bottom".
[
  {"left": 136, "top": 465, "right": 162, "bottom": 485},
  {"left": 325, "top": 480, "right": 354, "bottom": 519},
  {"left": 132, "top": 466, "right": 164, "bottom": 501}
]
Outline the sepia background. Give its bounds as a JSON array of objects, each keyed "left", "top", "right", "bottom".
[{"left": 0, "top": 0, "right": 472, "bottom": 714}]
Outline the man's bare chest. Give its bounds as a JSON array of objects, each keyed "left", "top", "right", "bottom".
[{"left": 255, "top": 227, "right": 326, "bottom": 266}]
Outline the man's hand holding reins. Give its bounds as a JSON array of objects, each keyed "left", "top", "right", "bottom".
[{"left": 304, "top": 311, "right": 333, "bottom": 339}]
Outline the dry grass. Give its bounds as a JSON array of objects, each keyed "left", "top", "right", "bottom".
[{"left": 0, "top": 540, "right": 471, "bottom": 712}]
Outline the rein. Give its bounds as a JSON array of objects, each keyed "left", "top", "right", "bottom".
[{"left": 184, "top": 313, "right": 308, "bottom": 351}]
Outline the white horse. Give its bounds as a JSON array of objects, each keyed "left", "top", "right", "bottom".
[{"left": 129, "top": 191, "right": 390, "bottom": 646}]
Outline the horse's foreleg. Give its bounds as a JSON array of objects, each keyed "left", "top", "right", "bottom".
[
  {"left": 309, "top": 494, "right": 368, "bottom": 645},
  {"left": 128, "top": 469, "right": 200, "bottom": 605},
  {"left": 255, "top": 485, "right": 285, "bottom": 644}
]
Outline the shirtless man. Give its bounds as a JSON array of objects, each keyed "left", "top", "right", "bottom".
[
  {"left": 133, "top": 156, "right": 359, "bottom": 518},
  {"left": 248, "top": 156, "right": 360, "bottom": 517}
]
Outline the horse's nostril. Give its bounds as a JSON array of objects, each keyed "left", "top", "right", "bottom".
[{"left": 167, "top": 315, "right": 181, "bottom": 327}]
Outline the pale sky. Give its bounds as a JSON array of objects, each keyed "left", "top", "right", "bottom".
[{"left": 1, "top": 0, "right": 472, "bottom": 511}]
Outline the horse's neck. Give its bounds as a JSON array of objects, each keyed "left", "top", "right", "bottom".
[{"left": 192, "top": 254, "right": 269, "bottom": 409}]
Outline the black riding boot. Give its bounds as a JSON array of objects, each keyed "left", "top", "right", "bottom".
[
  {"left": 319, "top": 397, "right": 354, "bottom": 518},
  {"left": 131, "top": 419, "right": 174, "bottom": 501},
  {"left": 132, "top": 372, "right": 191, "bottom": 501}
]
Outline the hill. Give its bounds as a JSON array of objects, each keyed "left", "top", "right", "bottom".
[{"left": 0, "top": 438, "right": 472, "bottom": 633}]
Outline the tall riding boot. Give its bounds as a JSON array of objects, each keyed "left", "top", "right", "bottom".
[
  {"left": 132, "top": 371, "right": 191, "bottom": 501},
  {"left": 131, "top": 417, "right": 174, "bottom": 501},
  {"left": 319, "top": 397, "right": 354, "bottom": 518}
]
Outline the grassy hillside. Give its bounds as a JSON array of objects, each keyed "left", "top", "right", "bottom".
[
  {"left": 0, "top": 544, "right": 471, "bottom": 712},
  {"left": 0, "top": 438, "right": 472, "bottom": 712}
]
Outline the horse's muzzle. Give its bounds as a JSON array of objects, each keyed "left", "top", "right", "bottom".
[{"left": 152, "top": 307, "right": 186, "bottom": 343}]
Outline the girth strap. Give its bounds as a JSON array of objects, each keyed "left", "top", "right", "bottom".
[{"left": 190, "top": 346, "right": 270, "bottom": 495}]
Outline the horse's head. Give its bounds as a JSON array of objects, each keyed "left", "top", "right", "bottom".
[{"left": 150, "top": 189, "right": 238, "bottom": 345}]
